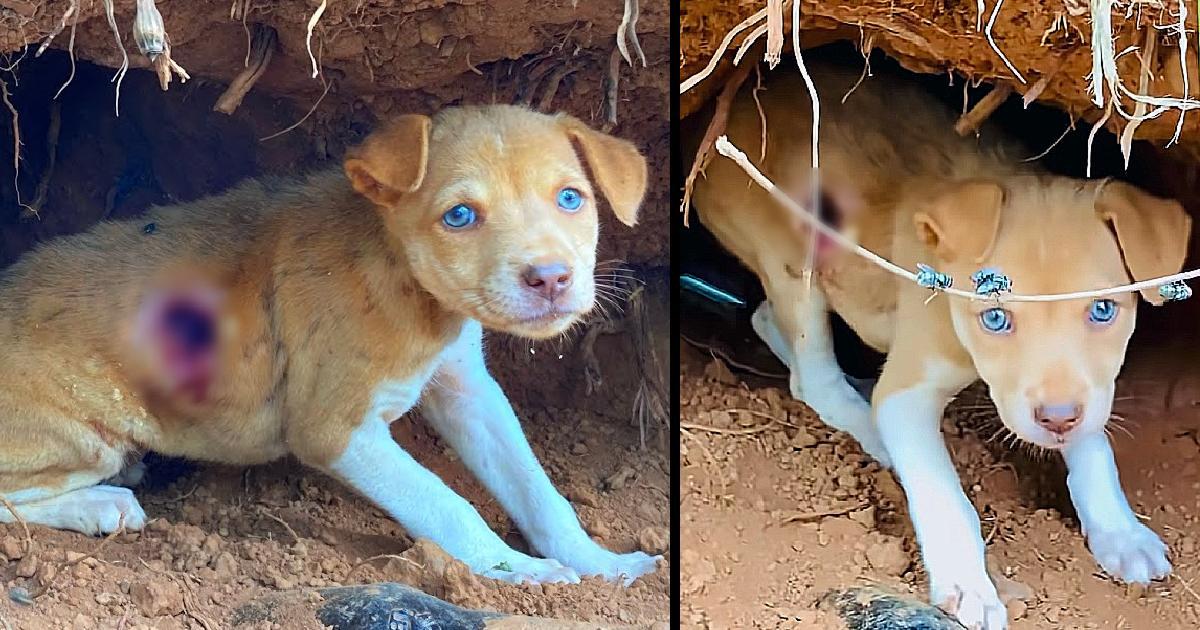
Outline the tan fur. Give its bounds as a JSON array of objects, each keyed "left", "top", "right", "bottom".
[
  {"left": 0, "top": 105, "right": 646, "bottom": 498},
  {"left": 693, "top": 63, "right": 1191, "bottom": 448}
]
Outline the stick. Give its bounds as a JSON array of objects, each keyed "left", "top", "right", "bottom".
[
  {"left": 214, "top": 25, "right": 276, "bottom": 115},
  {"left": 954, "top": 82, "right": 1013, "bottom": 136},
  {"left": 305, "top": 0, "right": 327, "bottom": 79},
  {"left": 679, "top": 61, "right": 753, "bottom": 226}
]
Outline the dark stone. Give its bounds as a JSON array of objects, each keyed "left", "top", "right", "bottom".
[{"left": 822, "top": 586, "right": 967, "bottom": 630}]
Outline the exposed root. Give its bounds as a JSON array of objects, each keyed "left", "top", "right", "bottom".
[
  {"left": 764, "top": 0, "right": 785, "bottom": 69},
  {"left": 35, "top": 0, "right": 78, "bottom": 58},
  {"left": 679, "top": 7, "right": 767, "bottom": 93},
  {"left": 537, "top": 64, "right": 577, "bottom": 112},
  {"left": 21, "top": 101, "right": 59, "bottom": 220},
  {"left": 734, "top": 24, "right": 769, "bottom": 66},
  {"left": 616, "top": 0, "right": 646, "bottom": 68},
  {"left": 1087, "top": 100, "right": 1114, "bottom": 178},
  {"left": 751, "top": 64, "right": 767, "bottom": 162},
  {"left": 1021, "top": 56, "right": 1063, "bottom": 108},
  {"left": 985, "top": 0, "right": 1026, "bottom": 83},
  {"left": 214, "top": 25, "right": 277, "bottom": 115},
  {"left": 257, "top": 507, "right": 300, "bottom": 543},
  {"left": 626, "top": 285, "right": 668, "bottom": 450},
  {"left": 101, "top": 0, "right": 130, "bottom": 117},
  {"left": 600, "top": 45, "right": 621, "bottom": 132},
  {"left": 1119, "top": 26, "right": 1156, "bottom": 168},
  {"left": 0, "top": 497, "right": 33, "bottom": 556},
  {"left": 581, "top": 318, "right": 623, "bottom": 396},
  {"left": 792, "top": 3, "right": 820, "bottom": 296},
  {"left": 679, "top": 60, "right": 753, "bottom": 226},
  {"left": 261, "top": 41, "right": 329, "bottom": 142},
  {"left": 134, "top": 0, "right": 191, "bottom": 91},
  {"left": 52, "top": 0, "right": 80, "bottom": 100},
  {"left": 306, "top": 0, "right": 329, "bottom": 79},
  {"left": 955, "top": 82, "right": 1013, "bottom": 136},
  {"left": 0, "top": 73, "right": 32, "bottom": 217}
]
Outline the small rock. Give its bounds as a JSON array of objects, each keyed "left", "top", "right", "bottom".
[
  {"left": 865, "top": 537, "right": 910, "bottom": 576},
  {"left": 1007, "top": 598, "right": 1028, "bottom": 620},
  {"left": 604, "top": 466, "right": 637, "bottom": 491},
  {"left": 637, "top": 527, "right": 668, "bottom": 555},
  {"left": 130, "top": 580, "right": 185, "bottom": 617},
  {"left": 791, "top": 428, "right": 818, "bottom": 448},
  {"left": 703, "top": 358, "right": 738, "bottom": 385},
  {"left": 566, "top": 486, "right": 599, "bottom": 508},
  {"left": 0, "top": 537, "right": 23, "bottom": 560},
  {"left": 212, "top": 551, "right": 238, "bottom": 579},
  {"left": 571, "top": 442, "right": 589, "bottom": 455},
  {"left": 14, "top": 555, "right": 37, "bottom": 578}
]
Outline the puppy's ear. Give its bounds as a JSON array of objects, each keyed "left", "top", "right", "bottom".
[
  {"left": 1095, "top": 180, "right": 1192, "bottom": 305},
  {"left": 344, "top": 114, "right": 432, "bottom": 206},
  {"left": 913, "top": 180, "right": 1005, "bottom": 264},
  {"left": 561, "top": 118, "right": 647, "bottom": 226}
]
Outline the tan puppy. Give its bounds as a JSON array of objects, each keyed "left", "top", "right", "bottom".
[
  {"left": 692, "top": 63, "right": 1189, "bottom": 628},
  {"left": 0, "top": 105, "right": 660, "bottom": 585}
]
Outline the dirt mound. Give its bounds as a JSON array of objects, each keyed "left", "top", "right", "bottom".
[{"left": 680, "top": 344, "right": 1200, "bottom": 628}]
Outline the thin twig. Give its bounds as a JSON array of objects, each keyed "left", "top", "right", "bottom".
[
  {"left": 305, "top": 0, "right": 328, "bottom": 79},
  {"left": 214, "top": 25, "right": 276, "bottom": 115},
  {"left": 679, "top": 8, "right": 768, "bottom": 94},
  {"left": 616, "top": 0, "right": 646, "bottom": 68},
  {"left": 0, "top": 497, "right": 32, "bottom": 555},
  {"left": 778, "top": 502, "right": 869, "bottom": 524}
]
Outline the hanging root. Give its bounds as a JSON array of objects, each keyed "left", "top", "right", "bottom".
[
  {"left": 537, "top": 65, "right": 577, "bottom": 112},
  {"left": 680, "top": 61, "right": 753, "bottom": 226},
  {"left": 616, "top": 0, "right": 646, "bottom": 68},
  {"left": 101, "top": 0, "right": 130, "bottom": 116},
  {"left": 1118, "top": 26, "right": 1156, "bottom": 168},
  {"left": 764, "top": 0, "right": 785, "bottom": 69},
  {"left": 306, "top": 0, "right": 328, "bottom": 79},
  {"left": 600, "top": 46, "right": 622, "bottom": 132},
  {"left": 134, "top": 0, "right": 191, "bottom": 91},
  {"left": 35, "top": 0, "right": 78, "bottom": 58},
  {"left": 0, "top": 72, "right": 32, "bottom": 217},
  {"left": 21, "top": 102, "right": 60, "bottom": 220},
  {"left": 627, "top": 286, "right": 668, "bottom": 450},
  {"left": 214, "top": 25, "right": 277, "bottom": 115},
  {"left": 955, "top": 82, "right": 1013, "bottom": 136},
  {"left": 52, "top": 0, "right": 81, "bottom": 99}
]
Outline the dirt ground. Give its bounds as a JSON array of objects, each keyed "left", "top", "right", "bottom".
[
  {"left": 0, "top": 332, "right": 671, "bottom": 629},
  {"left": 680, "top": 334, "right": 1200, "bottom": 629}
]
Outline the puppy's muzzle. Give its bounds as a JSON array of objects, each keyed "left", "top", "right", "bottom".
[
  {"left": 521, "top": 261, "right": 574, "bottom": 302},
  {"left": 1035, "top": 402, "right": 1083, "bottom": 436}
]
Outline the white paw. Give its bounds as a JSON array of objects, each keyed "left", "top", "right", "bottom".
[
  {"left": 52, "top": 485, "right": 147, "bottom": 535},
  {"left": 572, "top": 550, "right": 662, "bottom": 586},
  {"left": 931, "top": 577, "right": 1008, "bottom": 630},
  {"left": 481, "top": 554, "right": 581, "bottom": 585},
  {"left": 1087, "top": 522, "right": 1172, "bottom": 584}
]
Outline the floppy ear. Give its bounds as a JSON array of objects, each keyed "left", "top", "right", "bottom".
[
  {"left": 561, "top": 117, "right": 647, "bottom": 226},
  {"left": 1095, "top": 180, "right": 1192, "bottom": 305},
  {"left": 912, "top": 179, "right": 1005, "bottom": 264},
  {"left": 344, "top": 114, "right": 432, "bottom": 206}
]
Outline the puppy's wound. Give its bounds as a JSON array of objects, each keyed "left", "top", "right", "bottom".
[{"left": 0, "top": 105, "right": 659, "bottom": 586}]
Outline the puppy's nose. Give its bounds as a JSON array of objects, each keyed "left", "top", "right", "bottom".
[
  {"left": 521, "top": 262, "right": 573, "bottom": 301},
  {"left": 1035, "top": 403, "right": 1083, "bottom": 435}
]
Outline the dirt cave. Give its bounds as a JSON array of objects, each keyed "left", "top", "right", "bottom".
[
  {"left": 680, "top": 5, "right": 1200, "bottom": 629},
  {"left": 0, "top": 1, "right": 670, "bottom": 628}
]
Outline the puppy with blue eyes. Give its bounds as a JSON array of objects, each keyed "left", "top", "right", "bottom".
[
  {"left": 0, "top": 105, "right": 660, "bottom": 586},
  {"left": 692, "top": 63, "right": 1190, "bottom": 629}
]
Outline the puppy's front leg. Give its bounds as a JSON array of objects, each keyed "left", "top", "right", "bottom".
[
  {"left": 324, "top": 405, "right": 579, "bottom": 585},
  {"left": 421, "top": 321, "right": 661, "bottom": 585},
  {"left": 875, "top": 363, "right": 1006, "bottom": 630},
  {"left": 1063, "top": 431, "right": 1170, "bottom": 583}
]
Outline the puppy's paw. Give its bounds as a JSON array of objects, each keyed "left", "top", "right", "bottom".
[
  {"left": 574, "top": 550, "right": 662, "bottom": 586},
  {"left": 932, "top": 577, "right": 1007, "bottom": 630},
  {"left": 1087, "top": 522, "right": 1171, "bottom": 584},
  {"left": 481, "top": 555, "right": 581, "bottom": 585},
  {"left": 65, "top": 485, "right": 147, "bottom": 535}
]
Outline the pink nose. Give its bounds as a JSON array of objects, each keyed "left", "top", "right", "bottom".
[
  {"left": 1035, "top": 403, "right": 1082, "bottom": 435},
  {"left": 521, "top": 262, "right": 572, "bottom": 301}
]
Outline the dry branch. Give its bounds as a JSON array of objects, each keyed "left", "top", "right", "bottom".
[
  {"left": 214, "top": 25, "right": 277, "bottom": 115},
  {"left": 679, "top": 61, "right": 753, "bottom": 226},
  {"left": 616, "top": 0, "right": 646, "bottom": 68},
  {"left": 955, "top": 82, "right": 1013, "bottom": 136}
]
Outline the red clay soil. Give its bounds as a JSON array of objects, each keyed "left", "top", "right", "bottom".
[
  {"left": 681, "top": 340, "right": 1200, "bottom": 629},
  {"left": 680, "top": 1, "right": 1200, "bottom": 153}
]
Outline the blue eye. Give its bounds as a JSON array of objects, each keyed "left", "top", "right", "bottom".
[
  {"left": 1088, "top": 299, "right": 1118, "bottom": 324},
  {"left": 557, "top": 187, "right": 583, "bottom": 212},
  {"left": 979, "top": 308, "right": 1013, "bottom": 334},
  {"left": 442, "top": 204, "right": 476, "bottom": 229}
]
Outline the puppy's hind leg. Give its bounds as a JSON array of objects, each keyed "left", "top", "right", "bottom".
[
  {"left": 0, "top": 423, "right": 147, "bottom": 535},
  {"left": 754, "top": 281, "right": 890, "bottom": 466}
]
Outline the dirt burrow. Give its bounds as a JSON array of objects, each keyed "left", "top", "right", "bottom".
[
  {"left": 679, "top": 1, "right": 1200, "bottom": 152},
  {"left": 680, "top": 343, "right": 1200, "bottom": 629}
]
